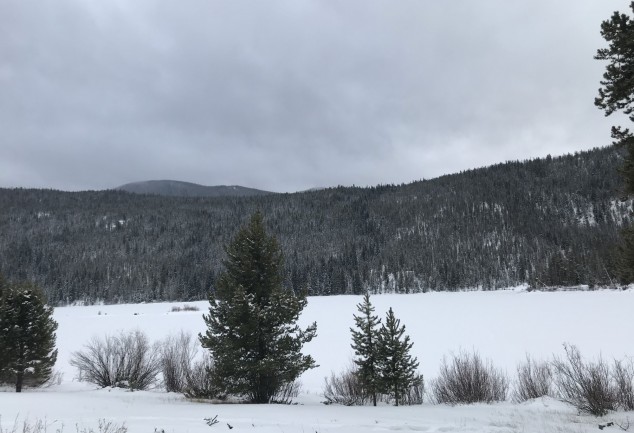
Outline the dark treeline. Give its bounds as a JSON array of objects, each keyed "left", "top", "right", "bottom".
[{"left": 0, "top": 145, "right": 628, "bottom": 304}]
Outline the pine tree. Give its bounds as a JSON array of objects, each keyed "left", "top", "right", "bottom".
[
  {"left": 0, "top": 282, "right": 58, "bottom": 392},
  {"left": 350, "top": 293, "right": 381, "bottom": 406},
  {"left": 199, "top": 212, "right": 317, "bottom": 403},
  {"left": 0, "top": 273, "right": 7, "bottom": 299},
  {"left": 0, "top": 273, "right": 7, "bottom": 384},
  {"left": 376, "top": 307, "right": 420, "bottom": 406},
  {"left": 596, "top": 3, "right": 634, "bottom": 282}
]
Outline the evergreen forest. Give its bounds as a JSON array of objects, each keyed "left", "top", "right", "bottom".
[{"left": 0, "top": 145, "right": 628, "bottom": 304}]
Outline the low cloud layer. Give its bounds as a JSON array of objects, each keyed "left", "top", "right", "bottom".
[{"left": 0, "top": 1, "right": 623, "bottom": 192}]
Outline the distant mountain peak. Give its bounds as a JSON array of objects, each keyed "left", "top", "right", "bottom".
[{"left": 116, "top": 180, "right": 272, "bottom": 198}]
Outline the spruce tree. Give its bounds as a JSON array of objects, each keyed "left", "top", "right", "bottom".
[
  {"left": 0, "top": 282, "right": 58, "bottom": 392},
  {"left": 0, "top": 273, "right": 7, "bottom": 299},
  {"left": 0, "top": 273, "right": 7, "bottom": 383},
  {"left": 376, "top": 307, "right": 420, "bottom": 406},
  {"left": 199, "top": 212, "right": 317, "bottom": 403},
  {"left": 596, "top": 3, "right": 634, "bottom": 282},
  {"left": 350, "top": 293, "right": 381, "bottom": 406}
]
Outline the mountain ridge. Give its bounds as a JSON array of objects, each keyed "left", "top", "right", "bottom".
[{"left": 116, "top": 180, "right": 272, "bottom": 197}]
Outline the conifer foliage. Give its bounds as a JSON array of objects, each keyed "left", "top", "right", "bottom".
[
  {"left": 376, "top": 307, "right": 420, "bottom": 406},
  {"left": 350, "top": 293, "right": 381, "bottom": 406},
  {"left": 199, "top": 212, "right": 317, "bottom": 403},
  {"left": 0, "top": 280, "right": 58, "bottom": 392},
  {"left": 596, "top": 3, "right": 634, "bottom": 282},
  {"left": 0, "top": 273, "right": 7, "bottom": 299}
]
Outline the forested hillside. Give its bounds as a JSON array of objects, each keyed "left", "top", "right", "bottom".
[{"left": 0, "top": 146, "right": 628, "bottom": 304}]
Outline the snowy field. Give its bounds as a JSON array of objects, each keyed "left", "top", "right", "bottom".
[{"left": 2, "top": 288, "right": 634, "bottom": 432}]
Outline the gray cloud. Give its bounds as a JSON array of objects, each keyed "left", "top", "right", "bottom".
[{"left": 0, "top": 1, "right": 622, "bottom": 192}]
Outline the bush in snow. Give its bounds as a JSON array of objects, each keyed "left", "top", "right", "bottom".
[
  {"left": 613, "top": 358, "right": 634, "bottom": 411},
  {"left": 0, "top": 417, "right": 128, "bottom": 433},
  {"left": 77, "top": 419, "right": 128, "bottom": 433},
  {"left": 322, "top": 362, "right": 424, "bottom": 406},
  {"left": 169, "top": 305, "right": 199, "bottom": 313},
  {"left": 270, "top": 380, "right": 302, "bottom": 404},
  {"left": 70, "top": 330, "right": 160, "bottom": 390},
  {"left": 431, "top": 350, "right": 509, "bottom": 404},
  {"left": 160, "top": 332, "right": 223, "bottom": 400},
  {"left": 182, "top": 353, "right": 222, "bottom": 400},
  {"left": 551, "top": 344, "right": 617, "bottom": 416},
  {"left": 513, "top": 354, "right": 553, "bottom": 402},
  {"left": 160, "top": 331, "right": 199, "bottom": 393},
  {"left": 322, "top": 363, "right": 368, "bottom": 406}
]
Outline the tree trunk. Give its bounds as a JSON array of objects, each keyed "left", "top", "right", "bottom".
[
  {"left": 373, "top": 392, "right": 377, "bottom": 406},
  {"left": 394, "top": 384, "right": 399, "bottom": 406},
  {"left": 16, "top": 370, "right": 23, "bottom": 393}
]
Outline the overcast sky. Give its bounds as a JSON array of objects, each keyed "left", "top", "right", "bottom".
[{"left": 0, "top": 1, "right": 627, "bottom": 192}]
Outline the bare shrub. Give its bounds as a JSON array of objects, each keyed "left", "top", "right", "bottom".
[
  {"left": 77, "top": 419, "right": 128, "bottom": 433},
  {"left": 431, "top": 350, "right": 509, "bottom": 404},
  {"left": 70, "top": 330, "right": 161, "bottom": 390},
  {"left": 0, "top": 417, "right": 49, "bottom": 433},
  {"left": 170, "top": 305, "right": 199, "bottom": 313},
  {"left": 160, "top": 331, "right": 198, "bottom": 393},
  {"left": 0, "top": 418, "right": 126, "bottom": 433},
  {"left": 513, "top": 354, "right": 553, "bottom": 402},
  {"left": 322, "top": 364, "right": 367, "bottom": 406},
  {"left": 183, "top": 353, "right": 221, "bottom": 400},
  {"left": 160, "top": 332, "right": 222, "bottom": 399},
  {"left": 613, "top": 358, "right": 634, "bottom": 411},
  {"left": 551, "top": 344, "right": 617, "bottom": 416},
  {"left": 271, "top": 380, "right": 302, "bottom": 404}
]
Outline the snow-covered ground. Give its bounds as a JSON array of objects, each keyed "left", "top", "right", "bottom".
[{"left": 2, "top": 289, "right": 634, "bottom": 432}]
